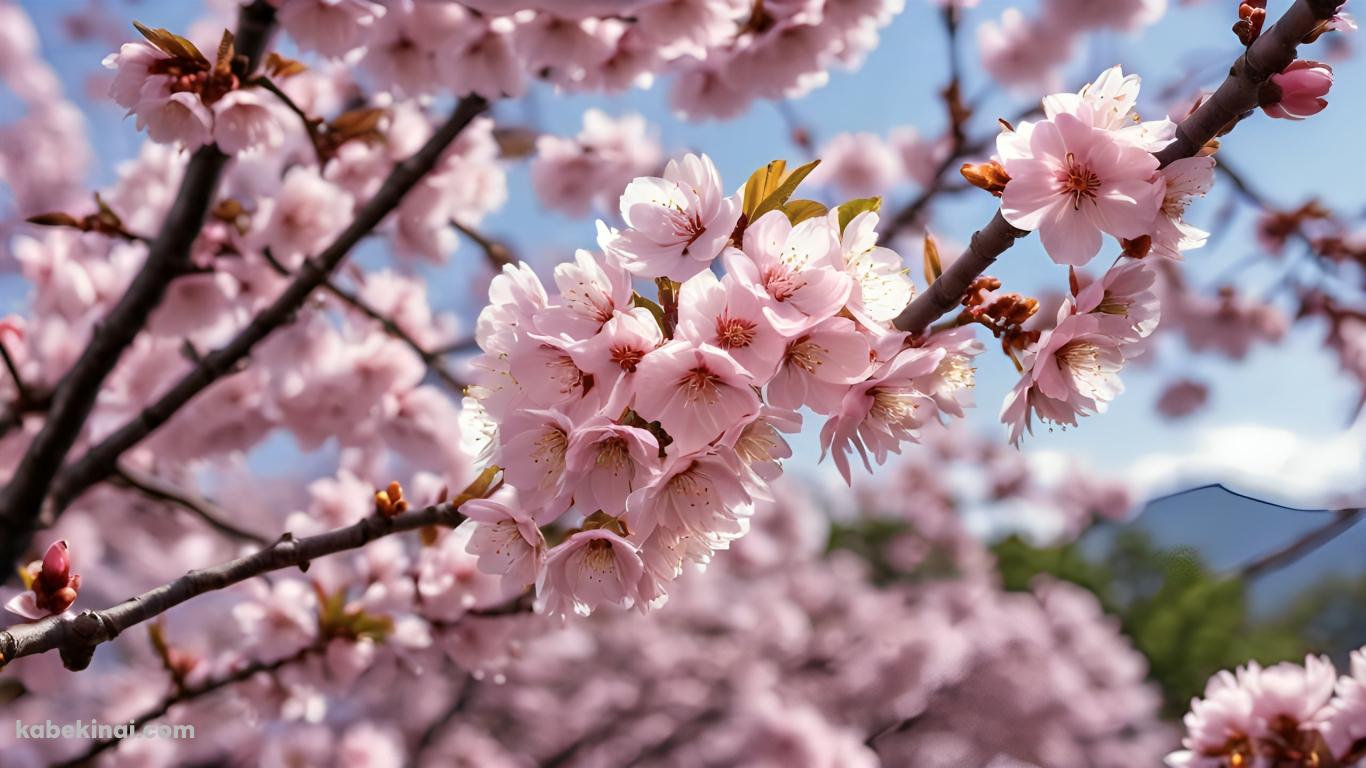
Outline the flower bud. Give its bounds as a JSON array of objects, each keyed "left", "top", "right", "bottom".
[
  {"left": 1260, "top": 60, "right": 1333, "bottom": 120},
  {"left": 961, "top": 160, "right": 1011, "bottom": 197},
  {"left": 37, "top": 540, "right": 72, "bottom": 592}
]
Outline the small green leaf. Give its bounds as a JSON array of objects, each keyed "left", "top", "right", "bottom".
[
  {"left": 742, "top": 160, "right": 787, "bottom": 219},
  {"left": 782, "top": 199, "right": 828, "bottom": 225},
  {"left": 836, "top": 196, "right": 882, "bottom": 234},
  {"left": 751, "top": 159, "right": 820, "bottom": 222}
]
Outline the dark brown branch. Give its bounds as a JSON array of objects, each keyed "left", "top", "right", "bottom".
[
  {"left": 891, "top": 0, "right": 1344, "bottom": 334},
  {"left": 109, "top": 463, "right": 270, "bottom": 547},
  {"left": 260, "top": 249, "right": 466, "bottom": 392},
  {"left": 1238, "top": 507, "right": 1364, "bottom": 580},
  {"left": 0, "top": 486, "right": 489, "bottom": 672},
  {"left": 50, "top": 642, "right": 325, "bottom": 768},
  {"left": 0, "top": 1, "right": 279, "bottom": 572},
  {"left": 39, "top": 96, "right": 489, "bottom": 530}
]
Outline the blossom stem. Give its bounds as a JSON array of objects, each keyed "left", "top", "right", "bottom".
[
  {"left": 108, "top": 462, "right": 271, "bottom": 547},
  {"left": 31, "top": 96, "right": 490, "bottom": 548},
  {"left": 891, "top": 0, "right": 1344, "bottom": 334}
]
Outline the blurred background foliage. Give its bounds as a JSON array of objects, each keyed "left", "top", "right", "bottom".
[{"left": 830, "top": 517, "right": 1366, "bottom": 719}]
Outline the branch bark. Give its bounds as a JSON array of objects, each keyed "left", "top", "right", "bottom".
[
  {"left": 109, "top": 463, "right": 270, "bottom": 547},
  {"left": 891, "top": 0, "right": 1345, "bottom": 334},
  {"left": 35, "top": 96, "right": 489, "bottom": 536},
  {"left": 0, "top": 0, "right": 279, "bottom": 570},
  {"left": 0, "top": 486, "right": 488, "bottom": 672}
]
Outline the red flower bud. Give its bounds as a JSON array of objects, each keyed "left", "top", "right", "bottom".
[{"left": 1261, "top": 60, "right": 1334, "bottom": 120}]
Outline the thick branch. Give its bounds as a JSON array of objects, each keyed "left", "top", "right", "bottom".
[
  {"left": 0, "top": 1, "right": 279, "bottom": 570},
  {"left": 39, "top": 96, "right": 489, "bottom": 530},
  {"left": 110, "top": 463, "right": 270, "bottom": 547},
  {"left": 0, "top": 496, "right": 475, "bottom": 672},
  {"left": 891, "top": 0, "right": 1343, "bottom": 334}
]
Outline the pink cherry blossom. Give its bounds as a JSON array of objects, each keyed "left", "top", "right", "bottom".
[
  {"left": 276, "top": 0, "right": 386, "bottom": 59},
  {"left": 499, "top": 409, "right": 575, "bottom": 520},
  {"left": 820, "top": 345, "right": 947, "bottom": 484},
  {"left": 101, "top": 41, "right": 168, "bottom": 110},
  {"left": 563, "top": 420, "right": 662, "bottom": 514},
  {"left": 1150, "top": 156, "right": 1215, "bottom": 260},
  {"left": 256, "top": 167, "right": 355, "bottom": 264},
  {"left": 539, "top": 248, "right": 635, "bottom": 341},
  {"left": 998, "top": 112, "right": 1161, "bottom": 266},
  {"left": 565, "top": 307, "right": 665, "bottom": 411},
  {"left": 1155, "top": 379, "right": 1209, "bottom": 420},
  {"left": 437, "top": 17, "right": 526, "bottom": 99},
  {"left": 1000, "top": 313, "right": 1132, "bottom": 445},
  {"left": 606, "top": 152, "right": 741, "bottom": 281},
  {"left": 630, "top": 340, "right": 761, "bottom": 455},
  {"left": 1262, "top": 60, "right": 1334, "bottom": 120},
  {"left": 766, "top": 317, "right": 873, "bottom": 414},
  {"left": 135, "top": 90, "right": 214, "bottom": 149},
  {"left": 539, "top": 528, "right": 646, "bottom": 618},
  {"left": 1072, "top": 257, "right": 1161, "bottom": 340},
  {"left": 459, "top": 498, "right": 546, "bottom": 590},
  {"left": 727, "top": 212, "right": 853, "bottom": 334},
  {"left": 809, "top": 132, "right": 902, "bottom": 198},
  {"left": 626, "top": 450, "right": 753, "bottom": 542},
  {"left": 836, "top": 210, "right": 916, "bottom": 330},
  {"left": 210, "top": 89, "right": 285, "bottom": 155},
  {"left": 676, "top": 268, "right": 788, "bottom": 384}
]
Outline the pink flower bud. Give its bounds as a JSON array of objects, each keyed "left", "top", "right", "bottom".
[
  {"left": 1261, "top": 60, "right": 1333, "bottom": 120},
  {"left": 36, "top": 539, "right": 71, "bottom": 591}
]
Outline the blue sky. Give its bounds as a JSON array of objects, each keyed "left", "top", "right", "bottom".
[{"left": 6, "top": 0, "right": 1365, "bottom": 608}]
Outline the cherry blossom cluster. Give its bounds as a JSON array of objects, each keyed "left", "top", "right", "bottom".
[
  {"left": 465, "top": 152, "right": 985, "bottom": 618},
  {"left": 269, "top": 0, "right": 904, "bottom": 119},
  {"left": 978, "top": 0, "right": 1168, "bottom": 93},
  {"left": 1, "top": 439, "right": 1168, "bottom": 766},
  {"left": 529, "top": 109, "right": 663, "bottom": 217},
  {"left": 103, "top": 24, "right": 286, "bottom": 153},
  {"left": 1167, "top": 651, "right": 1366, "bottom": 767}
]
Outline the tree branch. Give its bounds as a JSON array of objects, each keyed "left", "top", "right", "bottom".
[
  {"left": 891, "top": 0, "right": 1344, "bottom": 334},
  {"left": 1238, "top": 507, "right": 1364, "bottom": 580},
  {"left": 259, "top": 249, "right": 466, "bottom": 392},
  {"left": 35, "top": 96, "right": 489, "bottom": 537},
  {"left": 0, "top": 466, "right": 499, "bottom": 672},
  {"left": 50, "top": 642, "right": 325, "bottom": 768},
  {"left": 0, "top": 0, "right": 280, "bottom": 571},
  {"left": 109, "top": 463, "right": 270, "bottom": 547}
]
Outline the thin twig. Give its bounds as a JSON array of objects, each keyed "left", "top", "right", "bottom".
[
  {"left": 259, "top": 249, "right": 466, "bottom": 392},
  {"left": 451, "top": 219, "right": 514, "bottom": 269},
  {"left": 891, "top": 0, "right": 1346, "bottom": 334},
  {"left": 0, "top": 1, "right": 280, "bottom": 572},
  {"left": 37, "top": 96, "right": 489, "bottom": 536},
  {"left": 251, "top": 74, "right": 326, "bottom": 165},
  {"left": 50, "top": 642, "right": 325, "bottom": 768},
  {"left": 1238, "top": 508, "right": 1364, "bottom": 580},
  {"left": 109, "top": 463, "right": 270, "bottom": 547},
  {"left": 0, "top": 467, "right": 499, "bottom": 672}
]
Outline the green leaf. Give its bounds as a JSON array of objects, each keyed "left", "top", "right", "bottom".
[
  {"left": 742, "top": 160, "right": 788, "bottom": 219},
  {"left": 836, "top": 196, "right": 882, "bottom": 234},
  {"left": 782, "top": 199, "right": 828, "bottom": 225},
  {"left": 751, "top": 159, "right": 820, "bottom": 222}
]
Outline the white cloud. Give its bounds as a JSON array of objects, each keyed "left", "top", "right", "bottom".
[{"left": 1125, "top": 417, "right": 1366, "bottom": 509}]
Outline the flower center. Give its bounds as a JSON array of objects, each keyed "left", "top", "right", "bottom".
[
  {"left": 610, "top": 344, "right": 645, "bottom": 372},
  {"left": 595, "top": 437, "right": 630, "bottom": 472},
  {"left": 715, "top": 313, "right": 758, "bottom": 349},
  {"left": 680, "top": 366, "right": 722, "bottom": 405},
  {"left": 1058, "top": 152, "right": 1102, "bottom": 209},
  {"left": 784, "top": 337, "right": 824, "bottom": 373},
  {"left": 762, "top": 265, "right": 805, "bottom": 302},
  {"left": 870, "top": 387, "right": 919, "bottom": 425}
]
